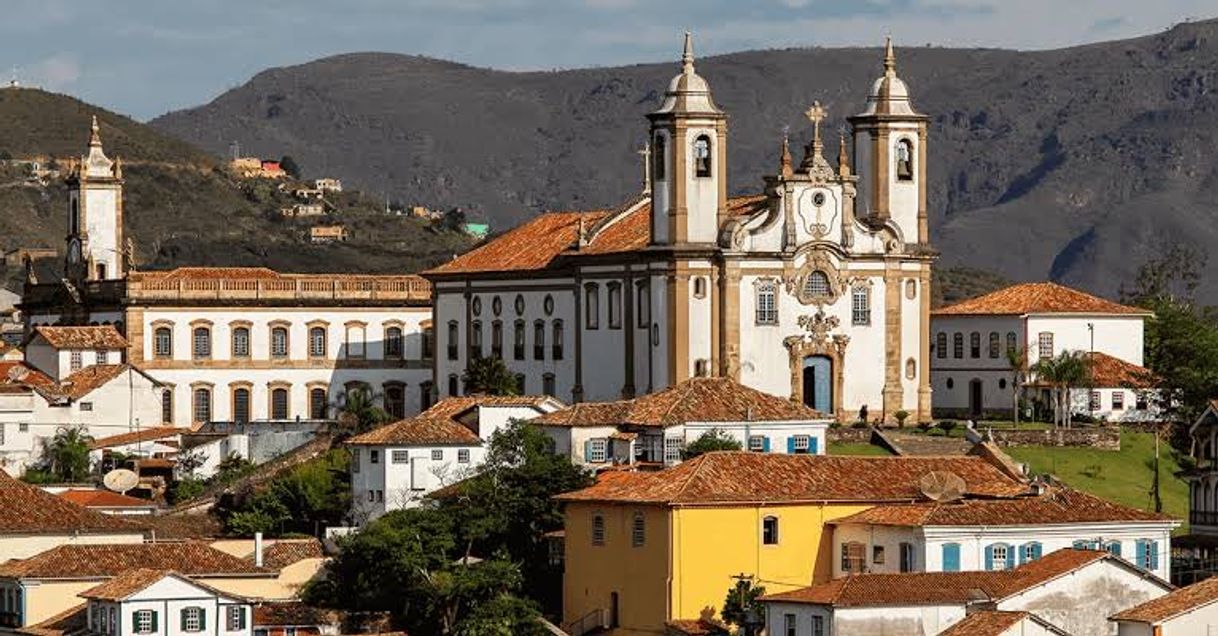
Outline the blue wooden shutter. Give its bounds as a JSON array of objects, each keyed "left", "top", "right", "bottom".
[
  {"left": 199, "top": 609, "right": 205, "bottom": 631},
  {"left": 1072, "top": 540, "right": 1087, "bottom": 550},
  {"left": 583, "top": 440, "right": 592, "bottom": 462},
  {"left": 180, "top": 609, "right": 188, "bottom": 631},
  {"left": 810, "top": 437, "right": 819, "bottom": 455},
  {"left": 984, "top": 544, "right": 994, "bottom": 570},
  {"left": 762, "top": 437, "right": 771, "bottom": 452},
  {"left": 1107, "top": 542, "right": 1122, "bottom": 557},
  {"left": 1149, "top": 541, "right": 1159, "bottom": 571},
  {"left": 1134, "top": 540, "right": 1146, "bottom": 568},
  {"left": 1031, "top": 542, "right": 1043, "bottom": 560},
  {"left": 787, "top": 437, "right": 796, "bottom": 454},
  {"left": 943, "top": 543, "right": 961, "bottom": 572},
  {"left": 1004, "top": 544, "right": 1016, "bottom": 570},
  {"left": 151, "top": 611, "right": 158, "bottom": 633}
]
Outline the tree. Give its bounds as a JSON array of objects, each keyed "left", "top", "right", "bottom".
[
  {"left": 1005, "top": 345, "right": 1029, "bottom": 427},
  {"left": 1032, "top": 351, "right": 1088, "bottom": 428},
  {"left": 462, "top": 357, "right": 519, "bottom": 396},
  {"left": 682, "top": 428, "right": 743, "bottom": 459},
  {"left": 721, "top": 578, "right": 766, "bottom": 636},
  {"left": 338, "top": 387, "right": 393, "bottom": 432},
  {"left": 216, "top": 449, "right": 351, "bottom": 536},
  {"left": 43, "top": 426, "right": 93, "bottom": 482},
  {"left": 441, "top": 207, "right": 468, "bottom": 233},
  {"left": 213, "top": 452, "right": 255, "bottom": 484},
  {"left": 279, "top": 155, "right": 301, "bottom": 179}
]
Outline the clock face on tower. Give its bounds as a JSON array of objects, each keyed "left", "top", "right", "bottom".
[{"left": 68, "top": 239, "right": 81, "bottom": 264}]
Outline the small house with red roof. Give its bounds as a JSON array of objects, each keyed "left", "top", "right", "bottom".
[{"left": 930, "top": 281, "right": 1157, "bottom": 421}]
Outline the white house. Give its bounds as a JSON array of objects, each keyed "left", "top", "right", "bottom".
[
  {"left": 18, "top": 120, "right": 437, "bottom": 427},
  {"left": 829, "top": 481, "right": 1179, "bottom": 581},
  {"left": 931, "top": 281, "right": 1155, "bottom": 421},
  {"left": 760, "top": 549, "right": 1174, "bottom": 636},
  {"left": 426, "top": 37, "right": 935, "bottom": 426},
  {"left": 1111, "top": 576, "right": 1218, "bottom": 635},
  {"left": 346, "top": 395, "right": 564, "bottom": 520},
  {"left": 79, "top": 569, "right": 253, "bottom": 636},
  {"left": 530, "top": 376, "right": 830, "bottom": 467}
]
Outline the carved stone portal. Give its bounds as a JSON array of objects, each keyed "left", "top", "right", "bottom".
[{"left": 785, "top": 309, "right": 849, "bottom": 422}]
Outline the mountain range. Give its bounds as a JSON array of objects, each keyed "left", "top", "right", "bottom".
[{"left": 151, "top": 19, "right": 1218, "bottom": 302}]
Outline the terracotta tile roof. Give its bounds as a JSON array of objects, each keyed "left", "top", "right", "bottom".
[
  {"left": 426, "top": 194, "right": 765, "bottom": 276},
  {"left": 253, "top": 602, "right": 334, "bottom": 628},
  {"left": 0, "top": 470, "right": 143, "bottom": 535},
  {"left": 0, "top": 361, "right": 56, "bottom": 392},
  {"left": 830, "top": 486, "right": 1174, "bottom": 527},
  {"left": 0, "top": 542, "right": 269, "bottom": 579},
  {"left": 665, "top": 618, "right": 730, "bottom": 635},
  {"left": 533, "top": 377, "right": 826, "bottom": 428},
  {"left": 33, "top": 325, "right": 127, "bottom": 349},
  {"left": 932, "top": 282, "right": 1150, "bottom": 316},
  {"left": 937, "top": 611, "right": 1053, "bottom": 636},
  {"left": 80, "top": 568, "right": 241, "bottom": 602},
  {"left": 348, "top": 395, "right": 558, "bottom": 446},
  {"left": 58, "top": 489, "right": 159, "bottom": 509},
  {"left": 89, "top": 426, "right": 187, "bottom": 450},
  {"left": 553, "top": 452, "right": 1027, "bottom": 505},
  {"left": 257, "top": 538, "right": 325, "bottom": 570},
  {"left": 760, "top": 549, "right": 1116, "bottom": 608},
  {"left": 0, "top": 362, "right": 148, "bottom": 402},
  {"left": 137, "top": 512, "right": 224, "bottom": 540},
  {"left": 15, "top": 603, "right": 87, "bottom": 636},
  {"left": 1087, "top": 352, "right": 1157, "bottom": 389},
  {"left": 57, "top": 364, "right": 140, "bottom": 400},
  {"left": 1111, "top": 575, "right": 1218, "bottom": 624},
  {"left": 130, "top": 267, "right": 429, "bottom": 286}
]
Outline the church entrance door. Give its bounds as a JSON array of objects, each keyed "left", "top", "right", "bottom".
[{"left": 802, "top": 356, "right": 833, "bottom": 413}]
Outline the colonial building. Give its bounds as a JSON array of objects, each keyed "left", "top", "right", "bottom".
[
  {"left": 1111, "top": 575, "right": 1218, "bottom": 635},
  {"left": 78, "top": 569, "right": 254, "bottom": 636},
  {"left": 18, "top": 119, "right": 435, "bottom": 428},
  {"left": 425, "top": 36, "right": 934, "bottom": 424},
  {"left": 930, "top": 281, "right": 1155, "bottom": 421}
]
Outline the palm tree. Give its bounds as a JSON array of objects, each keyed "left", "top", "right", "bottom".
[
  {"left": 1032, "top": 351, "right": 1089, "bottom": 428},
  {"left": 43, "top": 426, "right": 93, "bottom": 482},
  {"left": 336, "top": 387, "right": 392, "bottom": 433},
  {"left": 1005, "top": 345, "right": 1028, "bottom": 427}
]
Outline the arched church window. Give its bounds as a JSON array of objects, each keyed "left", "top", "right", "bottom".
[
  {"left": 851, "top": 287, "right": 871, "bottom": 326},
  {"left": 905, "top": 358, "right": 916, "bottom": 380},
  {"left": 654, "top": 134, "right": 666, "bottom": 181},
  {"left": 607, "top": 283, "right": 622, "bottom": 329},
  {"left": 935, "top": 332, "right": 947, "bottom": 359},
  {"left": 970, "top": 332, "right": 981, "bottom": 358},
  {"left": 154, "top": 327, "right": 173, "bottom": 358},
  {"left": 805, "top": 271, "right": 831, "bottom": 297},
  {"left": 896, "top": 138, "right": 914, "bottom": 181},
  {"left": 70, "top": 199, "right": 79, "bottom": 235},
  {"left": 585, "top": 284, "right": 600, "bottom": 330},
  {"left": 693, "top": 135, "right": 712, "bottom": 178},
  {"left": 988, "top": 332, "right": 1000, "bottom": 359},
  {"left": 952, "top": 333, "right": 964, "bottom": 359}
]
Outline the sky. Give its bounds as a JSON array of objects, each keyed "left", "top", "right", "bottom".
[{"left": 4, "top": 0, "right": 1216, "bottom": 121}]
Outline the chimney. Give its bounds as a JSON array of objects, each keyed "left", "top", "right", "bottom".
[{"left": 254, "top": 532, "right": 264, "bottom": 568}]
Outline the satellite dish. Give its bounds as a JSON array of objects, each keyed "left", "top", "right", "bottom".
[
  {"left": 103, "top": 468, "right": 139, "bottom": 494},
  {"left": 7, "top": 365, "right": 28, "bottom": 382},
  {"left": 918, "top": 471, "right": 967, "bottom": 503}
]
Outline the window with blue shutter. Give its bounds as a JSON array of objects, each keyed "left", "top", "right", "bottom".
[
  {"left": 1020, "top": 542, "right": 1042, "bottom": 564},
  {"left": 1134, "top": 540, "right": 1148, "bottom": 568},
  {"left": 809, "top": 437, "right": 819, "bottom": 454},
  {"left": 942, "top": 543, "right": 961, "bottom": 572},
  {"left": 762, "top": 437, "right": 771, "bottom": 452},
  {"left": 985, "top": 543, "right": 1013, "bottom": 570},
  {"left": 1149, "top": 541, "right": 1159, "bottom": 571},
  {"left": 787, "top": 437, "right": 796, "bottom": 454},
  {"left": 1105, "top": 541, "right": 1122, "bottom": 557}
]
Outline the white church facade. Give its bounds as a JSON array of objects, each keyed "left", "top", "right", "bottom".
[
  {"left": 17, "top": 118, "right": 437, "bottom": 427},
  {"left": 425, "top": 37, "right": 935, "bottom": 424}
]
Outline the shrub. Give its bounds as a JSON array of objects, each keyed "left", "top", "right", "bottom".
[
  {"left": 851, "top": 420, "right": 869, "bottom": 429},
  {"left": 916, "top": 421, "right": 933, "bottom": 433},
  {"left": 938, "top": 420, "right": 958, "bottom": 435},
  {"left": 1081, "top": 464, "right": 1104, "bottom": 479},
  {"left": 894, "top": 410, "right": 910, "bottom": 428},
  {"left": 927, "top": 428, "right": 946, "bottom": 437}
]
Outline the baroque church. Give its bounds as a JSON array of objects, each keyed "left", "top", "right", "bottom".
[{"left": 425, "top": 35, "right": 934, "bottom": 424}]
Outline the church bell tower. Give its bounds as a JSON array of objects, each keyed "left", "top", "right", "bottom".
[
  {"left": 848, "top": 39, "right": 929, "bottom": 245},
  {"left": 647, "top": 33, "right": 727, "bottom": 246},
  {"left": 65, "top": 116, "right": 125, "bottom": 282}
]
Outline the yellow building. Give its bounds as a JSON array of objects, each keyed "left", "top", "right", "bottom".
[{"left": 555, "top": 451, "right": 1026, "bottom": 635}]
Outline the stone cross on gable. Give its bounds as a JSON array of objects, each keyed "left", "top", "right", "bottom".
[{"left": 805, "top": 101, "right": 828, "bottom": 144}]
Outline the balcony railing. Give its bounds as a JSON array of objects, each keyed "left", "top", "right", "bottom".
[
  {"left": 127, "top": 275, "right": 431, "bottom": 302},
  {"left": 1191, "top": 510, "right": 1218, "bottom": 527}
]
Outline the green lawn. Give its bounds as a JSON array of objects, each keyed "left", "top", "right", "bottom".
[
  {"left": 828, "top": 442, "right": 894, "bottom": 456},
  {"left": 1006, "top": 431, "right": 1189, "bottom": 531}
]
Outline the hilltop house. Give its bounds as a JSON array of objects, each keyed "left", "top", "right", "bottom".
[
  {"left": 531, "top": 376, "right": 830, "bottom": 467},
  {"left": 930, "top": 281, "right": 1157, "bottom": 422},
  {"left": 347, "top": 395, "right": 564, "bottom": 520}
]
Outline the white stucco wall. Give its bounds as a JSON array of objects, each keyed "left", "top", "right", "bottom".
[{"left": 350, "top": 442, "right": 484, "bottom": 521}]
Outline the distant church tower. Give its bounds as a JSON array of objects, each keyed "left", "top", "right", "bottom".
[
  {"left": 848, "top": 38, "right": 929, "bottom": 244},
  {"left": 647, "top": 32, "right": 727, "bottom": 246},
  {"left": 65, "top": 116, "right": 125, "bottom": 282}
]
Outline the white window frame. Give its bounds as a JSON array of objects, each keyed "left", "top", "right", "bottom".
[
  {"left": 1038, "top": 332, "right": 1054, "bottom": 359},
  {"left": 1090, "top": 391, "right": 1102, "bottom": 411},
  {"left": 851, "top": 286, "right": 870, "bottom": 326},
  {"left": 457, "top": 448, "right": 470, "bottom": 463},
  {"left": 1113, "top": 391, "right": 1125, "bottom": 411},
  {"left": 135, "top": 609, "right": 154, "bottom": 634},
  {"left": 991, "top": 545, "right": 1009, "bottom": 571},
  {"left": 95, "top": 349, "right": 109, "bottom": 365},
  {"left": 755, "top": 280, "right": 778, "bottom": 325},
  {"left": 588, "top": 438, "right": 607, "bottom": 463},
  {"left": 793, "top": 435, "right": 811, "bottom": 454},
  {"left": 391, "top": 450, "right": 409, "bottom": 464},
  {"left": 227, "top": 606, "right": 243, "bottom": 631},
  {"left": 183, "top": 607, "right": 202, "bottom": 632},
  {"left": 747, "top": 435, "right": 765, "bottom": 452},
  {"left": 663, "top": 437, "right": 681, "bottom": 463},
  {"left": 431, "top": 449, "right": 443, "bottom": 461},
  {"left": 70, "top": 350, "right": 82, "bottom": 372},
  {"left": 1022, "top": 543, "right": 1038, "bottom": 563}
]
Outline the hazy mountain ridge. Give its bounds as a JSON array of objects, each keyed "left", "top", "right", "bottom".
[{"left": 151, "top": 20, "right": 1218, "bottom": 301}]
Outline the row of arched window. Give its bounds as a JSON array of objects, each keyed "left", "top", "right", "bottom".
[
  {"left": 154, "top": 322, "right": 425, "bottom": 361},
  {"left": 444, "top": 371, "right": 556, "bottom": 399},
  {"left": 935, "top": 331, "right": 1019, "bottom": 360},
  {"left": 451, "top": 319, "right": 565, "bottom": 362},
  {"left": 170, "top": 380, "right": 421, "bottom": 424}
]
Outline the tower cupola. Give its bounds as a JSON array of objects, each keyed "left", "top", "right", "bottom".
[{"left": 859, "top": 37, "right": 922, "bottom": 117}]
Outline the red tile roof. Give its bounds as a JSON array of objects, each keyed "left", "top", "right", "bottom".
[
  {"left": 533, "top": 377, "right": 826, "bottom": 428},
  {"left": 0, "top": 361, "right": 56, "bottom": 393},
  {"left": 426, "top": 194, "right": 767, "bottom": 276},
  {"left": 0, "top": 470, "right": 143, "bottom": 535},
  {"left": 932, "top": 282, "right": 1150, "bottom": 316},
  {"left": 58, "top": 489, "right": 159, "bottom": 509},
  {"left": 33, "top": 325, "right": 127, "bottom": 349},
  {"left": 258, "top": 538, "right": 325, "bottom": 570},
  {"left": 14, "top": 603, "right": 87, "bottom": 636},
  {"left": 0, "top": 542, "right": 270, "bottom": 579},
  {"left": 760, "top": 549, "right": 1120, "bottom": 608},
  {"left": 937, "top": 611, "right": 1064, "bottom": 636},
  {"left": 1087, "top": 352, "right": 1156, "bottom": 389},
  {"left": 665, "top": 618, "right": 730, "bottom": 635},
  {"left": 1111, "top": 575, "right": 1218, "bottom": 624},
  {"left": 80, "top": 568, "right": 241, "bottom": 602},
  {"left": 348, "top": 395, "right": 559, "bottom": 445},
  {"left": 253, "top": 602, "right": 335, "bottom": 628},
  {"left": 89, "top": 426, "right": 186, "bottom": 450},
  {"left": 57, "top": 364, "right": 142, "bottom": 400},
  {"left": 830, "top": 485, "right": 1173, "bottom": 527},
  {"left": 553, "top": 452, "right": 1027, "bottom": 505}
]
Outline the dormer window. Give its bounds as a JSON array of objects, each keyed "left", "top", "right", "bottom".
[
  {"left": 693, "top": 135, "right": 712, "bottom": 177},
  {"left": 896, "top": 138, "right": 914, "bottom": 181}
]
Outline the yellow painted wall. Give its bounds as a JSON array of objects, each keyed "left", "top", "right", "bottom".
[
  {"left": 669, "top": 504, "right": 869, "bottom": 624},
  {"left": 20, "top": 581, "right": 96, "bottom": 626},
  {"left": 563, "top": 503, "right": 671, "bottom": 636}
]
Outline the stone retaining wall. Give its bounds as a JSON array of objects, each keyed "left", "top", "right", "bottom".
[
  {"left": 970, "top": 426, "right": 1121, "bottom": 451},
  {"left": 827, "top": 427, "right": 876, "bottom": 444}
]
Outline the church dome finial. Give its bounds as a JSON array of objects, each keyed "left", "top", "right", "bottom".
[
  {"left": 651, "top": 32, "right": 722, "bottom": 116},
  {"left": 857, "top": 38, "right": 920, "bottom": 117},
  {"left": 90, "top": 115, "right": 102, "bottom": 147},
  {"left": 884, "top": 36, "right": 896, "bottom": 76}
]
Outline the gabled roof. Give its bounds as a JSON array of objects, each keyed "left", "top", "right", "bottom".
[
  {"left": 1110, "top": 575, "right": 1218, "bottom": 624},
  {"left": 1, "top": 361, "right": 156, "bottom": 403},
  {"left": 425, "top": 194, "right": 767, "bottom": 277},
  {"left": 830, "top": 485, "right": 1174, "bottom": 527},
  {"left": 89, "top": 426, "right": 186, "bottom": 450},
  {"left": 932, "top": 282, "right": 1149, "bottom": 317},
  {"left": 553, "top": 452, "right": 1028, "bottom": 505},
  {"left": 0, "top": 470, "right": 143, "bottom": 536},
  {"left": 0, "top": 361, "right": 56, "bottom": 393},
  {"left": 32, "top": 325, "right": 127, "bottom": 349},
  {"left": 58, "top": 489, "right": 159, "bottom": 509},
  {"left": 256, "top": 538, "right": 325, "bottom": 570},
  {"left": 1086, "top": 352, "right": 1156, "bottom": 389},
  {"left": 78, "top": 568, "right": 238, "bottom": 602},
  {"left": 938, "top": 611, "right": 1069, "bottom": 636},
  {"left": 348, "top": 395, "right": 560, "bottom": 446},
  {"left": 533, "top": 377, "right": 826, "bottom": 428},
  {"left": 760, "top": 549, "right": 1147, "bottom": 608},
  {"left": 253, "top": 602, "right": 335, "bottom": 628},
  {"left": 57, "top": 364, "right": 152, "bottom": 400},
  {"left": 0, "top": 542, "right": 270, "bottom": 579}
]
